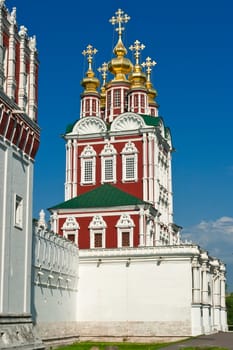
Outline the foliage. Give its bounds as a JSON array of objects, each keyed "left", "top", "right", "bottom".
[
  {"left": 181, "top": 348, "right": 228, "bottom": 350},
  {"left": 226, "top": 292, "right": 233, "bottom": 327},
  {"left": 54, "top": 341, "right": 171, "bottom": 350}
]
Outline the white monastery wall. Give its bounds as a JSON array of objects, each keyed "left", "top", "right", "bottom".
[
  {"left": 77, "top": 246, "right": 194, "bottom": 340},
  {"left": 32, "top": 224, "right": 79, "bottom": 343}
]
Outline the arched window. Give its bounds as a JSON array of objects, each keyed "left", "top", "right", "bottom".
[
  {"left": 61, "top": 216, "right": 79, "bottom": 245},
  {"left": 80, "top": 145, "right": 96, "bottom": 185},
  {"left": 100, "top": 143, "right": 117, "bottom": 183},
  {"left": 89, "top": 215, "right": 107, "bottom": 249},
  {"left": 121, "top": 141, "right": 138, "bottom": 182},
  {"left": 116, "top": 214, "right": 135, "bottom": 248}
]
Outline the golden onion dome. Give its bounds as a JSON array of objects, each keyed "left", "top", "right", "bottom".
[
  {"left": 81, "top": 44, "right": 100, "bottom": 94},
  {"left": 108, "top": 37, "right": 133, "bottom": 81}
]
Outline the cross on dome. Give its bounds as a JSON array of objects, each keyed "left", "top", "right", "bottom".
[
  {"left": 142, "top": 56, "right": 157, "bottom": 82},
  {"left": 82, "top": 44, "right": 98, "bottom": 71},
  {"left": 129, "top": 40, "right": 145, "bottom": 65},
  {"left": 98, "top": 62, "right": 108, "bottom": 86},
  {"left": 109, "top": 9, "right": 130, "bottom": 37}
]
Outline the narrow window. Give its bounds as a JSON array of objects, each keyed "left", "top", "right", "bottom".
[
  {"left": 104, "top": 158, "right": 113, "bottom": 181},
  {"left": 114, "top": 89, "right": 121, "bottom": 107},
  {"left": 80, "top": 145, "right": 96, "bottom": 185},
  {"left": 100, "top": 143, "right": 117, "bottom": 183},
  {"left": 89, "top": 215, "right": 107, "bottom": 249},
  {"left": 15, "top": 195, "right": 23, "bottom": 228},
  {"left": 94, "top": 232, "right": 103, "bottom": 248},
  {"left": 84, "top": 159, "right": 93, "bottom": 183},
  {"left": 121, "top": 141, "right": 138, "bottom": 182},
  {"left": 122, "top": 231, "right": 130, "bottom": 247},
  {"left": 125, "top": 156, "right": 135, "bottom": 180}
]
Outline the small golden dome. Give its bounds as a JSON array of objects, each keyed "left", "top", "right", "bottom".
[{"left": 108, "top": 37, "right": 133, "bottom": 81}]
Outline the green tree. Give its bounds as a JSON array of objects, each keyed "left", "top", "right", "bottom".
[{"left": 226, "top": 293, "right": 233, "bottom": 328}]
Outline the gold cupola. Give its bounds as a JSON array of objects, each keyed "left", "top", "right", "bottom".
[
  {"left": 81, "top": 44, "right": 100, "bottom": 94},
  {"left": 108, "top": 9, "right": 133, "bottom": 81},
  {"left": 142, "top": 56, "right": 158, "bottom": 103},
  {"left": 129, "top": 40, "right": 147, "bottom": 89}
]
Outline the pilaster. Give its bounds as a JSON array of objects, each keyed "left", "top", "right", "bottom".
[
  {"left": 6, "top": 7, "right": 16, "bottom": 99},
  {"left": 18, "top": 25, "right": 27, "bottom": 110}
]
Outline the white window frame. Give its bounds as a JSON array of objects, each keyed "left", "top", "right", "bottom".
[
  {"left": 80, "top": 145, "right": 96, "bottom": 185},
  {"left": 89, "top": 215, "right": 107, "bottom": 249},
  {"left": 121, "top": 141, "right": 138, "bottom": 182},
  {"left": 61, "top": 216, "right": 79, "bottom": 245},
  {"left": 14, "top": 194, "right": 23, "bottom": 229},
  {"left": 100, "top": 143, "right": 117, "bottom": 183},
  {"left": 116, "top": 214, "right": 135, "bottom": 248}
]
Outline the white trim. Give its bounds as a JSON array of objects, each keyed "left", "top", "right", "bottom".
[
  {"left": 116, "top": 214, "right": 135, "bottom": 248},
  {"left": 62, "top": 216, "right": 80, "bottom": 245},
  {"left": 80, "top": 145, "right": 96, "bottom": 185},
  {"left": 89, "top": 215, "right": 107, "bottom": 249},
  {"left": 121, "top": 141, "right": 138, "bottom": 182},
  {"left": 100, "top": 143, "right": 117, "bottom": 183}
]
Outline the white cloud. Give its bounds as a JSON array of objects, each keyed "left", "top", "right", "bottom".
[
  {"left": 181, "top": 216, "right": 233, "bottom": 291},
  {"left": 183, "top": 214, "right": 233, "bottom": 261}
]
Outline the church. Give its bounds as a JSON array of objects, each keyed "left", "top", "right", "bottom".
[{"left": 0, "top": 2, "right": 228, "bottom": 349}]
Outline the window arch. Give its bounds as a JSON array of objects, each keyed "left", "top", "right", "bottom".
[
  {"left": 116, "top": 214, "right": 135, "bottom": 248},
  {"left": 89, "top": 215, "right": 107, "bottom": 249},
  {"left": 121, "top": 141, "right": 138, "bottom": 182},
  {"left": 100, "top": 143, "right": 117, "bottom": 183},
  {"left": 61, "top": 216, "right": 79, "bottom": 245},
  {"left": 80, "top": 145, "right": 96, "bottom": 185}
]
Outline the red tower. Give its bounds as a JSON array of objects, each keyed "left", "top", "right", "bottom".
[{"left": 49, "top": 9, "right": 181, "bottom": 249}]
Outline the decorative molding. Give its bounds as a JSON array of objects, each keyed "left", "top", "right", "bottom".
[
  {"left": 121, "top": 140, "right": 138, "bottom": 154},
  {"left": 72, "top": 117, "right": 107, "bottom": 135},
  {"left": 111, "top": 112, "right": 146, "bottom": 132},
  {"left": 89, "top": 215, "right": 107, "bottom": 229},
  {"left": 116, "top": 214, "right": 135, "bottom": 228},
  {"left": 61, "top": 216, "right": 79, "bottom": 231},
  {"left": 80, "top": 144, "right": 96, "bottom": 158},
  {"left": 100, "top": 142, "right": 117, "bottom": 156}
]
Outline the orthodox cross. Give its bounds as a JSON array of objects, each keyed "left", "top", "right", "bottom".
[
  {"left": 82, "top": 44, "right": 98, "bottom": 71},
  {"left": 129, "top": 40, "right": 145, "bottom": 65},
  {"left": 142, "top": 56, "right": 157, "bottom": 82},
  {"left": 109, "top": 9, "right": 130, "bottom": 37},
  {"left": 98, "top": 62, "right": 108, "bottom": 86}
]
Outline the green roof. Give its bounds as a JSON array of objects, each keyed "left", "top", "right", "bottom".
[
  {"left": 65, "top": 120, "right": 78, "bottom": 134},
  {"left": 140, "top": 114, "right": 163, "bottom": 127},
  {"left": 49, "top": 184, "right": 148, "bottom": 210}
]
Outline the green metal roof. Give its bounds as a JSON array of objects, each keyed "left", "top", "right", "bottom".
[
  {"left": 140, "top": 114, "right": 163, "bottom": 127},
  {"left": 49, "top": 184, "right": 148, "bottom": 210}
]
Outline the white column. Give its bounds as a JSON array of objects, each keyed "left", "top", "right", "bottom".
[
  {"left": 139, "top": 208, "right": 144, "bottom": 246},
  {"left": 18, "top": 26, "right": 27, "bottom": 110},
  {"left": 153, "top": 138, "right": 159, "bottom": 207},
  {"left": 167, "top": 151, "right": 173, "bottom": 224},
  {"left": 142, "top": 133, "right": 148, "bottom": 201},
  {"left": 202, "top": 262, "right": 209, "bottom": 304},
  {"left": 201, "top": 254, "right": 211, "bottom": 334},
  {"left": 219, "top": 264, "right": 227, "bottom": 331},
  {"left": 65, "top": 139, "right": 72, "bottom": 200},
  {"left": 148, "top": 133, "right": 153, "bottom": 202},
  {"left": 192, "top": 257, "right": 201, "bottom": 304},
  {"left": 28, "top": 36, "right": 37, "bottom": 120},
  {"left": 72, "top": 139, "right": 77, "bottom": 197},
  {"left": 6, "top": 8, "right": 16, "bottom": 99},
  {"left": 0, "top": 2, "right": 5, "bottom": 89}
]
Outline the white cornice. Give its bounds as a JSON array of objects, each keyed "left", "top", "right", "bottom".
[{"left": 70, "top": 117, "right": 107, "bottom": 135}]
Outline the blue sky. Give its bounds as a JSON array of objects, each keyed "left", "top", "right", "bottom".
[{"left": 13, "top": 0, "right": 233, "bottom": 290}]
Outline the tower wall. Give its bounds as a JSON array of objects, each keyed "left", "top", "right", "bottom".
[{"left": 0, "top": 1, "right": 42, "bottom": 348}]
